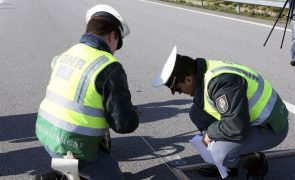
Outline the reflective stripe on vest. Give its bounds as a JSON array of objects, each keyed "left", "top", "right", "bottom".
[
  {"left": 46, "top": 89, "right": 104, "bottom": 117},
  {"left": 39, "top": 108, "right": 107, "bottom": 136},
  {"left": 204, "top": 63, "right": 277, "bottom": 125},
  {"left": 75, "top": 55, "right": 109, "bottom": 104}
]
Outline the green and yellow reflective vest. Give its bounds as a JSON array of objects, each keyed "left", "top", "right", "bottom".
[
  {"left": 36, "top": 43, "right": 117, "bottom": 162},
  {"left": 203, "top": 60, "right": 288, "bottom": 134}
]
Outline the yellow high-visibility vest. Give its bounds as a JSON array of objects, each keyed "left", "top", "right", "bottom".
[
  {"left": 36, "top": 43, "right": 117, "bottom": 161},
  {"left": 204, "top": 60, "right": 277, "bottom": 126}
]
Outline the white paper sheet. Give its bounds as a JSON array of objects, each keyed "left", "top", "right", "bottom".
[{"left": 189, "top": 134, "right": 228, "bottom": 179}]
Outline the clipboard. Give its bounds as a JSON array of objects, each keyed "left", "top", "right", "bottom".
[{"left": 189, "top": 134, "right": 228, "bottom": 179}]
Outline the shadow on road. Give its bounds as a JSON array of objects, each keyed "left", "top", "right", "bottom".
[
  {"left": 109, "top": 99, "right": 198, "bottom": 179},
  {"left": 0, "top": 99, "right": 195, "bottom": 178},
  {"left": 0, "top": 99, "right": 193, "bottom": 177},
  {"left": 0, "top": 147, "right": 51, "bottom": 176},
  {"left": 0, "top": 113, "right": 37, "bottom": 142},
  {"left": 112, "top": 132, "right": 202, "bottom": 180},
  {"left": 137, "top": 99, "right": 192, "bottom": 123},
  {"left": 1, "top": 101, "right": 295, "bottom": 179},
  {"left": 0, "top": 113, "right": 52, "bottom": 176}
]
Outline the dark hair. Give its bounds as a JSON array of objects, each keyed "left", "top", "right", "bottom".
[
  {"left": 166, "top": 55, "right": 197, "bottom": 87},
  {"left": 86, "top": 16, "right": 120, "bottom": 40}
]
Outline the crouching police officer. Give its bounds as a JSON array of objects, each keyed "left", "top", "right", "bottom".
[
  {"left": 35, "top": 4, "right": 140, "bottom": 180},
  {"left": 153, "top": 46, "right": 289, "bottom": 179}
]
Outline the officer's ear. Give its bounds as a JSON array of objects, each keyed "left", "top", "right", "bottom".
[{"left": 107, "top": 31, "right": 116, "bottom": 42}]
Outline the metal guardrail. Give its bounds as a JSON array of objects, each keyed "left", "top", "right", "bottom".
[{"left": 224, "top": 0, "right": 289, "bottom": 8}]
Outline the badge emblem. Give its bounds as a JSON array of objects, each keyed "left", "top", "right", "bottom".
[{"left": 215, "top": 95, "right": 229, "bottom": 114}]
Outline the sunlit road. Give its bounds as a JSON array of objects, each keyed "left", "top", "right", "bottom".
[{"left": 1, "top": 0, "right": 295, "bottom": 179}]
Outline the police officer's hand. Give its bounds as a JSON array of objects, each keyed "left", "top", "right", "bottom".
[{"left": 202, "top": 133, "right": 211, "bottom": 147}]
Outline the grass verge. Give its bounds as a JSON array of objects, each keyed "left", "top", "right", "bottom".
[{"left": 160, "top": 0, "right": 289, "bottom": 22}]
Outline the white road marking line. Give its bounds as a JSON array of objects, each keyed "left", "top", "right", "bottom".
[{"left": 140, "top": 0, "right": 291, "bottom": 32}]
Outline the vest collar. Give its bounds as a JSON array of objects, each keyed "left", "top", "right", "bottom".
[{"left": 80, "top": 33, "right": 112, "bottom": 54}]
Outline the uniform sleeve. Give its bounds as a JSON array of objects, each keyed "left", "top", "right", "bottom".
[
  {"left": 206, "top": 73, "right": 251, "bottom": 141},
  {"left": 95, "top": 62, "right": 139, "bottom": 134},
  {"left": 189, "top": 103, "right": 217, "bottom": 131}
]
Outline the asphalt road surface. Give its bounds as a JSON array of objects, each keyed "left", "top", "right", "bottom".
[{"left": 1, "top": 0, "right": 295, "bottom": 179}]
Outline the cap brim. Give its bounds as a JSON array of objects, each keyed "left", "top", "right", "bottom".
[{"left": 153, "top": 46, "right": 177, "bottom": 87}]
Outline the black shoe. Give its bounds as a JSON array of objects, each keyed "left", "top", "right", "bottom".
[
  {"left": 246, "top": 152, "right": 268, "bottom": 180},
  {"left": 198, "top": 165, "right": 239, "bottom": 177},
  {"left": 33, "top": 171, "right": 67, "bottom": 180},
  {"left": 123, "top": 172, "right": 133, "bottom": 180},
  {"left": 198, "top": 165, "right": 220, "bottom": 177},
  {"left": 228, "top": 168, "right": 239, "bottom": 177}
]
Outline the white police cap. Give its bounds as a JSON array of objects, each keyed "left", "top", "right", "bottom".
[
  {"left": 153, "top": 46, "right": 177, "bottom": 87},
  {"left": 86, "top": 4, "right": 130, "bottom": 38}
]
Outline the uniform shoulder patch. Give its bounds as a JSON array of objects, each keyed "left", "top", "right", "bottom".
[{"left": 215, "top": 95, "right": 229, "bottom": 114}]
